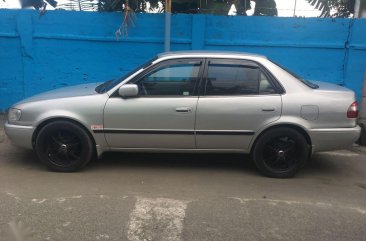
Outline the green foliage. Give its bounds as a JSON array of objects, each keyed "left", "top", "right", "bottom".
[
  {"left": 97, "top": 0, "right": 276, "bottom": 16},
  {"left": 307, "top": 0, "right": 355, "bottom": 17},
  {"left": 14, "top": 0, "right": 356, "bottom": 18},
  {"left": 98, "top": 0, "right": 160, "bottom": 12}
]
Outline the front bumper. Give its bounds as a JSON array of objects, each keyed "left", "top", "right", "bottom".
[
  {"left": 4, "top": 122, "right": 35, "bottom": 149},
  {"left": 309, "top": 126, "right": 361, "bottom": 152}
]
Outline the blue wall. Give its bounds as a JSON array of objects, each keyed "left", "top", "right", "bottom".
[{"left": 0, "top": 10, "right": 366, "bottom": 111}]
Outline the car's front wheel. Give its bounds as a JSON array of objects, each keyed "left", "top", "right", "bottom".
[
  {"left": 252, "top": 127, "right": 309, "bottom": 178},
  {"left": 35, "top": 120, "right": 94, "bottom": 172}
]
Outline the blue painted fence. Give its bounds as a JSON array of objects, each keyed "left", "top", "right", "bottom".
[{"left": 1, "top": 9, "right": 366, "bottom": 111}]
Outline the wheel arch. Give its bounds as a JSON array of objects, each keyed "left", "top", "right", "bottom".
[
  {"left": 32, "top": 117, "right": 97, "bottom": 150},
  {"left": 250, "top": 123, "right": 312, "bottom": 154}
]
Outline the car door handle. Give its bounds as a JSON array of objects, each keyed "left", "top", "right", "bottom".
[
  {"left": 175, "top": 107, "right": 192, "bottom": 113},
  {"left": 261, "top": 108, "right": 276, "bottom": 112}
]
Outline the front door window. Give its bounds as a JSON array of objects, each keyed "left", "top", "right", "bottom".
[{"left": 134, "top": 61, "right": 201, "bottom": 96}]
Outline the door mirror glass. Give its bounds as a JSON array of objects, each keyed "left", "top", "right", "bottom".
[{"left": 118, "top": 84, "right": 139, "bottom": 97}]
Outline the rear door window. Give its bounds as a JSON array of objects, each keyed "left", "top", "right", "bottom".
[{"left": 205, "top": 60, "right": 276, "bottom": 96}]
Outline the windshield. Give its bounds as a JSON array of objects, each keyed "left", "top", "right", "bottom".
[
  {"left": 95, "top": 56, "right": 158, "bottom": 93},
  {"left": 269, "top": 59, "right": 319, "bottom": 89}
]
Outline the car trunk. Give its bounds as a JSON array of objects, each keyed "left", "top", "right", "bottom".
[{"left": 312, "top": 81, "right": 357, "bottom": 128}]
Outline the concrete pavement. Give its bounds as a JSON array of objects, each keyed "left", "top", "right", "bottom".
[{"left": 1, "top": 117, "right": 366, "bottom": 241}]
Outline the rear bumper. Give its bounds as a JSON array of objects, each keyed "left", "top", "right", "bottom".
[
  {"left": 4, "top": 122, "right": 35, "bottom": 149},
  {"left": 309, "top": 126, "right": 361, "bottom": 152}
]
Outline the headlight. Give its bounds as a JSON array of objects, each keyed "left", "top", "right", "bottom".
[{"left": 8, "top": 108, "right": 22, "bottom": 122}]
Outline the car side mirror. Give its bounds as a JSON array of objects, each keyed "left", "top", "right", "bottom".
[{"left": 118, "top": 84, "right": 139, "bottom": 98}]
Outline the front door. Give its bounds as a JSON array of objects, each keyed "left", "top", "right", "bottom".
[
  {"left": 195, "top": 59, "right": 282, "bottom": 150},
  {"left": 103, "top": 58, "right": 203, "bottom": 149}
]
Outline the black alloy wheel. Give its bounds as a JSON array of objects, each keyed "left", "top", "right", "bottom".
[
  {"left": 35, "top": 121, "right": 94, "bottom": 172},
  {"left": 45, "top": 130, "right": 82, "bottom": 168},
  {"left": 253, "top": 127, "right": 309, "bottom": 178}
]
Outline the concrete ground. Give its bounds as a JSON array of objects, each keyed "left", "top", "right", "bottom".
[{"left": 1, "top": 117, "right": 366, "bottom": 241}]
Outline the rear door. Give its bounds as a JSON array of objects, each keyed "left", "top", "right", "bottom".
[{"left": 195, "top": 58, "right": 282, "bottom": 150}]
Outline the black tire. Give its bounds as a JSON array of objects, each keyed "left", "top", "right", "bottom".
[
  {"left": 358, "top": 123, "right": 366, "bottom": 146},
  {"left": 252, "top": 127, "right": 309, "bottom": 178},
  {"left": 35, "top": 121, "right": 94, "bottom": 172}
]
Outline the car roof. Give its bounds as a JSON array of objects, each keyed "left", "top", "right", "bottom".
[{"left": 157, "top": 51, "right": 267, "bottom": 59}]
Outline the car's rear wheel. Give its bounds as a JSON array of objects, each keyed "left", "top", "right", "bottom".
[
  {"left": 252, "top": 127, "right": 309, "bottom": 178},
  {"left": 358, "top": 123, "right": 366, "bottom": 146},
  {"left": 35, "top": 121, "right": 94, "bottom": 172}
]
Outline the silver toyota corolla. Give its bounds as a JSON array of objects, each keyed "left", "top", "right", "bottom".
[{"left": 4, "top": 51, "right": 361, "bottom": 177}]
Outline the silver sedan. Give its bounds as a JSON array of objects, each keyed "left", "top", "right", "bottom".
[{"left": 4, "top": 51, "right": 361, "bottom": 178}]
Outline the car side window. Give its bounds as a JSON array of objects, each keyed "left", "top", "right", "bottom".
[
  {"left": 259, "top": 72, "right": 277, "bottom": 94},
  {"left": 205, "top": 61, "right": 276, "bottom": 96},
  {"left": 135, "top": 61, "right": 201, "bottom": 96}
]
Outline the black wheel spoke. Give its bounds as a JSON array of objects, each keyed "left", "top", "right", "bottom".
[
  {"left": 45, "top": 130, "right": 83, "bottom": 168},
  {"left": 68, "top": 149, "right": 80, "bottom": 159},
  {"left": 262, "top": 135, "right": 298, "bottom": 173},
  {"left": 263, "top": 154, "right": 278, "bottom": 163},
  {"left": 64, "top": 136, "right": 78, "bottom": 144},
  {"left": 57, "top": 131, "right": 65, "bottom": 142},
  {"left": 68, "top": 142, "right": 80, "bottom": 147},
  {"left": 266, "top": 145, "right": 278, "bottom": 153},
  {"left": 284, "top": 141, "right": 295, "bottom": 152},
  {"left": 51, "top": 136, "right": 62, "bottom": 145},
  {"left": 46, "top": 144, "right": 58, "bottom": 153}
]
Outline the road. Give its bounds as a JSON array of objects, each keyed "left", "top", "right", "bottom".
[{"left": 1, "top": 117, "right": 366, "bottom": 241}]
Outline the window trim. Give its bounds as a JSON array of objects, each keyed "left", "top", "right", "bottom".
[
  {"left": 111, "top": 58, "right": 205, "bottom": 98},
  {"left": 202, "top": 58, "right": 285, "bottom": 97}
]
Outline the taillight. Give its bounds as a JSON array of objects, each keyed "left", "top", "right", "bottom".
[{"left": 347, "top": 101, "right": 358, "bottom": 118}]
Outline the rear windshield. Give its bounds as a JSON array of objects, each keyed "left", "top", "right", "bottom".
[{"left": 269, "top": 59, "right": 319, "bottom": 89}]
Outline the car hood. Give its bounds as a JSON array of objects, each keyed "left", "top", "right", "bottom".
[{"left": 16, "top": 83, "right": 102, "bottom": 105}]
